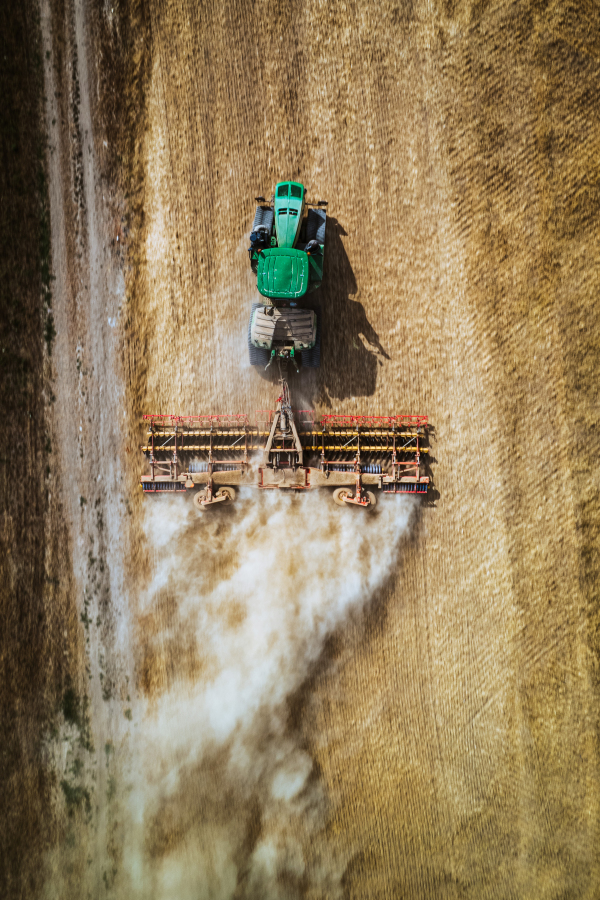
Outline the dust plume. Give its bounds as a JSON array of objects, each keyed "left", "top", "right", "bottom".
[{"left": 121, "top": 489, "right": 415, "bottom": 898}]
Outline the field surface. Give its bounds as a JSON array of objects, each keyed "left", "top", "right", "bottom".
[{"left": 3, "top": 0, "right": 600, "bottom": 897}]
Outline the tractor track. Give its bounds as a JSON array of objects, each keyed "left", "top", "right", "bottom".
[{"left": 21, "top": 0, "right": 600, "bottom": 897}]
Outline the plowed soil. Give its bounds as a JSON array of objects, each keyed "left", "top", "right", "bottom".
[{"left": 10, "top": 0, "right": 600, "bottom": 897}]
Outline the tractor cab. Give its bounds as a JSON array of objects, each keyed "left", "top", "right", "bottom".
[{"left": 249, "top": 181, "right": 327, "bottom": 302}]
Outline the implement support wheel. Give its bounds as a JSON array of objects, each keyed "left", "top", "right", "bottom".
[
  {"left": 215, "top": 486, "right": 236, "bottom": 503},
  {"left": 193, "top": 486, "right": 236, "bottom": 511},
  {"left": 193, "top": 490, "right": 208, "bottom": 511},
  {"left": 333, "top": 488, "right": 351, "bottom": 506},
  {"left": 365, "top": 490, "right": 377, "bottom": 509}
]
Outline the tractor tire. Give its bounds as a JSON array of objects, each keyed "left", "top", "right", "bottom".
[
  {"left": 261, "top": 208, "right": 274, "bottom": 233},
  {"left": 333, "top": 488, "right": 351, "bottom": 506},
  {"left": 302, "top": 316, "right": 321, "bottom": 369},
  {"left": 252, "top": 206, "right": 264, "bottom": 231},
  {"left": 252, "top": 206, "right": 274, "bottom": 235},
  {"left": 248, "top": 305, "right": 271, "bottom": 367},
  {"left": 315, "top": 214, "right": 326, "bottom": 245},
  {"left": 215, "top": 486, "right": 236, "bottom": 503},
  {"left": 306, "top": 208, "right": 326, "bottom": 244},
  {"left": 248, "top": 344, "right": 270, "bottom": 367}
]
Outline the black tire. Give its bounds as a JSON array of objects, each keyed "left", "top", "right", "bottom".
[
  {"left": 248, "top": 304, "right": 271, "bottom": 367},
  {"left": 252, "top": 206, "right": 273, "bottom": 236},
  {"left": 261, "top": 208, "right": 274, "bottom": 233},
  {"left": 252, "top": 206, "right": 265, "bottom": 231},
  {"left": 301, "top": 315, "right": 321, "bottom": 369},
  {"left": 306, "top": 208, "right": 326, "bottom": 244},
  {"left": 315, "top": 217, "right": 326, "bottom": 244}
]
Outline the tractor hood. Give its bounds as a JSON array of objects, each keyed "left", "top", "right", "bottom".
[
  {"left": 274, "top": 181, "right": 304, "bottom": 248},
  {"left": 256, "top": 248, "right": 309, "bottom": 299}
]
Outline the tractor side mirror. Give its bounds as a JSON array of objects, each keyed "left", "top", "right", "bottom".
[
  {"left": 255, "top": 196, "right": 266, "bottom": 202},
  {"left": 318, "top": 200, "right": 328, "bottom": 206}
]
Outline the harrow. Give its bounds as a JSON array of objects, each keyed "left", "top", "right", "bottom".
[{"left": 140, "top": 375, "right": 429, "bottom": 511}]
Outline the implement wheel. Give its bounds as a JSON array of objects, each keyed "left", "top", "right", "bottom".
[
  {"left": 333, "top": 488, "right": 351, "bottom": 506},
  {"left": 193, "top": 490, "right": 208, "bottom": 511},
  {"left": 215, "top": 486, "right": 236, "bottom": 503},
  {"left": 365, "top": 490, "right": 377, "bottom": 509}
]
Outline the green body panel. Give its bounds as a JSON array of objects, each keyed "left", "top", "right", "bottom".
[
  {"left": 249, "top": 181, "right": 325, "bottom": 300},
  {"left": 274, "top": 181, "right": 305, "bottom": 248},
  {"left": 257, "top": 248, "right": 309, "bottom": 299}
]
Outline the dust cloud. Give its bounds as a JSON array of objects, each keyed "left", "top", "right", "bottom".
[{"left": 121, "top": 489, "right": 415, "bottom": 898}]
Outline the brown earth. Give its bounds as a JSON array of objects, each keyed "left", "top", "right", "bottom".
[
  {"left": 0, "top": 3, "right": 83, "bottom": 897},
  {"left": 4, "top": 0, "right": 600, "bottom": 897}
]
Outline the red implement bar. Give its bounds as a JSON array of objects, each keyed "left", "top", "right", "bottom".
[
  {"left": 254, "top": 410, "right": 274, "bottom": 426},
  {"left": 143, "top": 413, "right": 250, "bottom": 428},
  {"left": 320, "top": 414, "right": 428, "bottom": 428}
]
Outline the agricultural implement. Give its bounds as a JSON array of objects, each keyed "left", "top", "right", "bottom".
[{"left": 140, "top": 375, "right": 429, "bottom": 511}]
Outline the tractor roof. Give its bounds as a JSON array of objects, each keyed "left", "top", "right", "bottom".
[
  {"left": 274, "top": 181, "right": 304, "bottom": 248},
  {"left": 257, "top": 248, "right": 309, "bottom": 299}
]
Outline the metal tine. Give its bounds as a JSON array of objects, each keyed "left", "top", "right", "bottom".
[{"left": 399, "top": 436, "right": 417, "bottom": 451}]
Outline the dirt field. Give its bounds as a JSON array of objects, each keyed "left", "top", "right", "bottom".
[{"left": 4, "top": 0, "right": 600, "bottom": 897}]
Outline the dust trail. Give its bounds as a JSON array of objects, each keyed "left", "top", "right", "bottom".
[{"left": 121, "top": 489, "right": 415, "bottom": 898}]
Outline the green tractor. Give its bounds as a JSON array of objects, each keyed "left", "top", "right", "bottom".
[{"left": 248, "top": 181, "right": 326, "bottom": 370}]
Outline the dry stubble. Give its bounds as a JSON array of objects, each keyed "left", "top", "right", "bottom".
[{"left": 32, "top": 0, "right": 600, "bottom": 896}]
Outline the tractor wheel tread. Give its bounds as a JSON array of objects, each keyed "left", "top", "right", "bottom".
[
  {"left": 306, "top": 208, "right": 326, "bottom": 245},
  {"left": 301, "top": 315, "right": 321, "bottom": 368},
  {"left": 248, "top": 305, "right": 271, "bottom": 367}
]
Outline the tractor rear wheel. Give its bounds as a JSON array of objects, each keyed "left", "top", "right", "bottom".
[
  {"left": 248, "top": 305, "right": 271, "bottom": 367},
  {"left": 333, "top": 488, "right": 351, "bottom": 506},
  {"left": 301, "top": 316, "right": 321, "bottom": 369}
]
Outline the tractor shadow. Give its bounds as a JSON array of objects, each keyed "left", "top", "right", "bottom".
[{"left": 308, "top": 218, "right": 389, "bottom": 404}]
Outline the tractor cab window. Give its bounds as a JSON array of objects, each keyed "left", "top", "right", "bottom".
[
  {"left": 277, "top": 184, "right": 289, "bottom": 197},
  {"left": 290, "top": 184, "right": 302, "bottom": 198}
]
